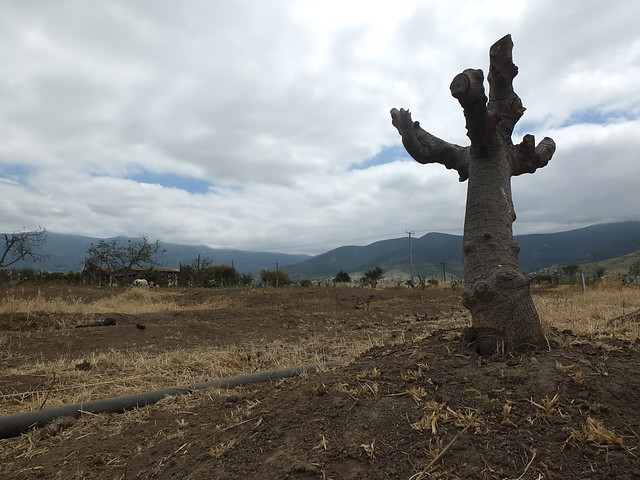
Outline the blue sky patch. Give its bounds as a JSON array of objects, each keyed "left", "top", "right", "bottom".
[
  {"left": 129, "top": 171, "right": 212, "bottom": 194},
  {"left": 515, "top": 108, "right": 635, "bottom": 137},
  {"left": 350, "top": 145, "right": 409, "bottom": 171},
  {"left": 561, "top": 109, "right": 633, "bottom": 127},
  {"left": 0, "top": 164, "right": 30, "bottom": 184}
]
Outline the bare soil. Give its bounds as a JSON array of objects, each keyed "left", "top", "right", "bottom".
[{"left": 1, "top": 285, "right": 639, "bottom": 479}]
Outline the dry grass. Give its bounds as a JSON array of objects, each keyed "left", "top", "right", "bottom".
[
  {"left": 530, "top": 393, "right": 561, "bottom": 416},
  {"left": 534, "top": 283, "right": 640, "bottom": 338},
  {"left": 360, "top": 440, "right": 376, "bottom": 461},
  {"left": 0, "top": 329, "right": 396, "bottom": 417},
  {"left": 567, "top": 417, "right": 631, "bottom": 453},
  {"left": 0, "top": 287, "right": 232, "bottom": 317},
  {"left": 0, "top": 339, "right": 335, "bottom": 416},
  {"left": 0, "top": 287, "right": 240, "bottom": 330},
  {"left": 2, "top": 284, "right": 640, "bottom": 478},
  {"left": 2, "top": 286, "right": 639, "bottom": 439},
  {"left": 3, "top": 285, "right": 639, "bottom": 419},
  {"left": 207, "top": 438, "right": 240, "bottom": 458}
]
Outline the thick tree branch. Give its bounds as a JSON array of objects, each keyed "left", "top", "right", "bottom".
[
  {"left": 450, "top": 68, "right": 495, "bottom": 156},
  {"left": 390, "top": 107, "right": 469, "bottom": 181},
  {"left": 487, "top": 34, "right": 525, "bottom": 139},
  {"left": 512, "top": 135, "right": 556, "bottom": 176}
]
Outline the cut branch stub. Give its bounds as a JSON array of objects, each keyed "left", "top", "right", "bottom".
[
  {"left": 488, "top": 34, "right": 524, "bottom": 138},
  {"left": 488, "top": 34, "right": 518, "bottom": 99},
  {"left": 512, "top": 134, "right": 556, "bottom": 176},
  {"left": 450, "top": 69, "right": 493, "bottom": 156}
]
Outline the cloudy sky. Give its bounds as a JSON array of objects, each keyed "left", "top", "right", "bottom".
[{"left": 1, "top": 0, "right": 638, "bottom": 255}]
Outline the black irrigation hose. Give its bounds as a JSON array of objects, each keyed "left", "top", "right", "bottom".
[{"left": 0, "top": 360, "right": 345, "bottom": 440}]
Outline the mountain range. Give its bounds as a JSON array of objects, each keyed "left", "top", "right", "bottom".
[
  {"left": 6, "top": 233, "right": 310, "bottom": 276},
  {"left": 282, "top": 221, "right": 640, "bottom": 280},
  {"left": 4, "top": 221, "right": 640, "bottom": 281}
]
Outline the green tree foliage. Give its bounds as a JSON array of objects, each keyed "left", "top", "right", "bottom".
[
  {"left": 333, "top": 270, "right": 351, "bottom": 283},
  {"left": 202, "top": 265, "right": 241, "bottom": 287},
  {"left": 260, "top": 269, "right": 292, "bottom": 287},
  {"left": 0, "top": 268, "right": 83, "bottom": 286},
  {"left": 138, "top": 268, "right": 168, "bottom": 287},
  {"left": 179, "top": 260, "right": 244, "bottom": 287},
  {"left": 0, "top": 227, "right": 47, "bottom": 268},
  {"left": 0, "top": 268, "right": 37, "bottom": 286},
  {"left": 361, "top": 266, "right": 383, "bottom": 288},
  {"left": 593, "top": 266, "right": 606, "bottom": 283},
  {"left": 561, "top": 264, "right": 580, "bottom": 284},
  {"left": 629, "top": 261, "right": 640, "bottom": 282}
]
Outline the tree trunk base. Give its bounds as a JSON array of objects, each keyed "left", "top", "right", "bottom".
[
  {"left": 463, "top": 326, "right": 546, "bottom": 356},
  {"left": 463, "top": 269, "right": 547, "bottom": 355}
]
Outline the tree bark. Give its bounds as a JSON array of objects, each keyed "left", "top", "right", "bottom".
[{"left": 391, "top": 35, "right": 556, "bottom": 354}]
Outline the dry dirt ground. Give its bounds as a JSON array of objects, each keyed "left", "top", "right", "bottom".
[{"left": 1, "top": 285, "right": 640, "bottom": 479}]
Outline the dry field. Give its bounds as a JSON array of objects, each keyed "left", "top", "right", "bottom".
[{"left": 0, "top": 283, "right": 639, "bottom": 479}]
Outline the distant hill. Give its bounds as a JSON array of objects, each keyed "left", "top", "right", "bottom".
[
  {"left": 283, "top": 221, "right": 640, "bottom": 280},
  {"left": 574, "top": 250, "right": 640, "bottom": 279},
  {"left": 283, "top": 232, "right": 463, "bottom": 281},
  {"left": 6, "top": 233, "right": 310, "bottom": 275},
  {"left": 5, "top": 221, "right": 640, "bottom": 281}
]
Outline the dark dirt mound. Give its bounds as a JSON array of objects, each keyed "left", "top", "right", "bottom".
[{"left": 3, "top": 330, "right": 640, "bottom": 479}]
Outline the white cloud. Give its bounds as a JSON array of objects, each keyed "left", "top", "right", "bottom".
[
  {"left": 512, "top": 119, "right": 640, "bottom": 232},
  {"left": 0, "top": 0, "right": 638, "bottom": 255}
]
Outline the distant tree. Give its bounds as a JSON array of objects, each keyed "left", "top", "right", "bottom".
[
  {"left": 180, "top": 260, "right": 244, "bottom": 287},
  {"left": 240, "top": 273, "right": 254, "bottom": 286},
  {"left": 139, "top": 268, "right": 167, "bottom": 287},
  {"left": 361, "top": 266, "right": 383, "bottom": 288},
  {"left": 0, "top": 227, "right": 47, "bottom": 268},
  {"left": 561, "top": 264, "right": 580, "bottom": 284},
  {"left": 260, "top": 269, "right": 292, "bottom": 287},
  {"left": 629, "top": 261, "right": 640, "bottom": 283},
  {"left": 333, "top": 270, "right": 351, "bottom": 283},
  {"left": 65, "top": 271, "right": 84, "bottom": 285},
  {"left": 10, "top": 268, "right": 38, "bottom": 283},
  {"left": 203, "top": 265, "right": 242, "bottom": 287},
  {"left": 85, "top": 236, "right": 163, "bottom": 284},
  {"left": 41, "top": 271, "right": 67, "bottom": 284},
  {"left": 178, "top": 263, "right": 196, "bottom": 286},
  {"left": 593, "top": 266, "right": 606, "bottom": 283}
]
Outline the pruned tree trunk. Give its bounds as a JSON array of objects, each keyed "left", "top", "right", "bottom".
[{"left": 391, "top": 35, "right": 556, "bottom": 354}]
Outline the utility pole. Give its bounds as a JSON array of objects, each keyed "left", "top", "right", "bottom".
[
  {"left": 276, "top": 262, "right": 279, "bottom": 288},
  {"left": 441, "top": 262, "right": 447, "bottom": 283},
  {"left": 406, "top": 230, "right": 415, "bottom": 284}
]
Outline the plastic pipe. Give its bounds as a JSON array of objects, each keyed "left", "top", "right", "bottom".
[{"left": 0, "top": 360, "right": 344, "bottom": 440}]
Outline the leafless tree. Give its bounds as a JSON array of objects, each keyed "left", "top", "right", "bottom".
[
  {"left": 391, "top": 35, "right": 555, "bottom": 353},
  {"left": 85, "top": 236, "right": 163, "bottom": 285},
  {"left": 0, "top": 227, "right": 47, "bottom": 268}
]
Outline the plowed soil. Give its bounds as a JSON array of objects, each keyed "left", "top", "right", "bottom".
[{"left": 1, "top": 285, "right": 639, "bottom": 479}]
